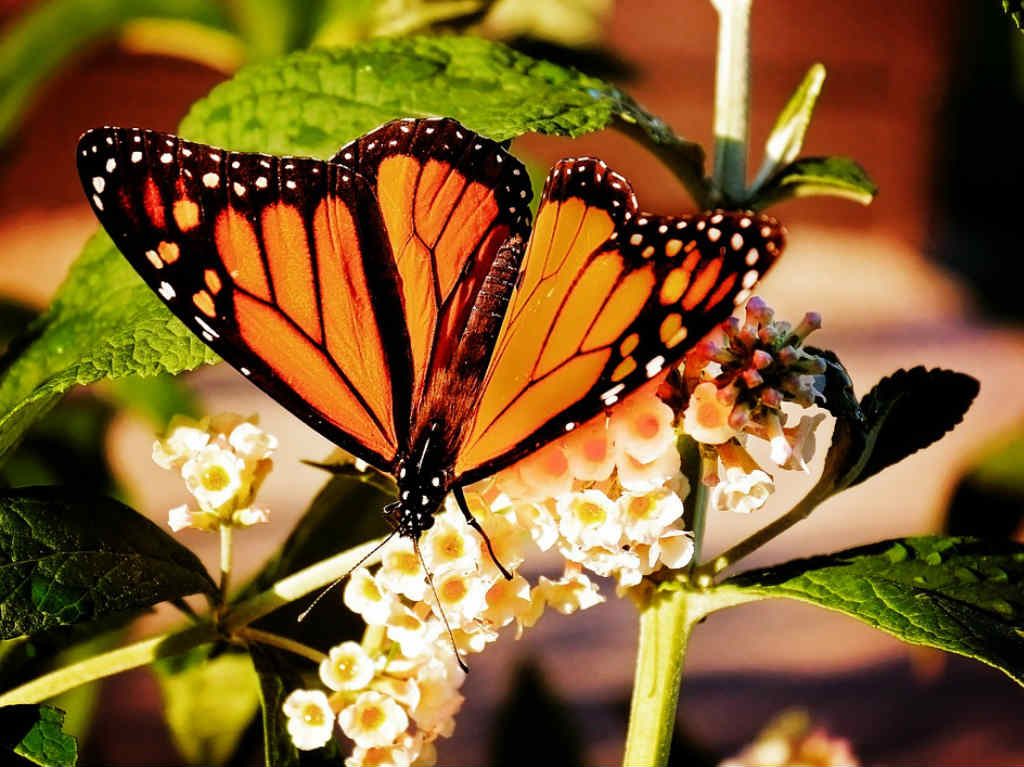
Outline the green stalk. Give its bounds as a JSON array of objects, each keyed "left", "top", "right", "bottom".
[
  {"left": 711, "top": 0, "right": 753, "bottom": 204},
  {"left": 235, "top": 627, "right": 327, "bottom": 665},
  {"left": 0, "top": 624, "right": 217, "bottom": 706},
  {"left": 622, "top": 588, "right": 699, "bottom": 767}
]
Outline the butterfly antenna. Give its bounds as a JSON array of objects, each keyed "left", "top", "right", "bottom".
[
  {"left": 297, "top": 530, "right": 397, "bottom": 623},
  {"left": 413, "top": 536, "right": 469, "bottom": 673},
  {"left": 453, "top": 485, "right": 512, "bottom": 580}
]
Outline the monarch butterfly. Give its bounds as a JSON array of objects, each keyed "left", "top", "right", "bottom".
[{"left": 77, "top": 117, "right": 784, "bottom": 560}]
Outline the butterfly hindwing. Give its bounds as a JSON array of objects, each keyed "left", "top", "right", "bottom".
[
  {"left": 454, "top": 157, "right": 786, "bottom": 482},
  {"left": 77, "top": 127, "right": 411, "bottom": 470}
]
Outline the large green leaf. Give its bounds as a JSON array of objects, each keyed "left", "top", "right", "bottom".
[
  {"left": 178, "top": 36, "right": 700, "bottom": 161},
  {"left": 0, "top": 0, "right": 232, "bottom": 147},
  {"left": 752, "top": 156, "right": 877, "bottom": 209},
  {"left": 155, "top": 645, "right": 261, "bottom": 766},
  {"left": 0, "top": 487, "right": 215, "bottom": 638},
  {"left": 0, "top": 705, "right": 77, "bottom": 767},
  {"left": 719, "top": 536, "right": 1024, "bottom": 686},
  {"left": 0, "top": 233, "right": 218, "bottom": 466}
]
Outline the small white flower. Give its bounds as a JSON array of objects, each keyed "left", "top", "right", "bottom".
[
  {"left": 346, "top": 732, "right": 423, "bottom": 767},
  {"left": 152, "top": 415, "right": 209, "bottom": 470},
  {"left": 181, "top": 444, "right": 246, "bottom": 512},
  {"left": 377, "top": 537, "right": 428, "bottom": 601},
  {"left": 609, "top": 394, "right": 677, "bottom": 464},
  {"left": 282, "top": 689, "right": 335, "bottom": 751},
  {"left": 385, "top": 603, "right": 443, "bottom": 659},
  {"left": 657, "top": 528, "right": 695, "bottom": 569},
  {"left": 516, "top": 442, "right": 574, "bottom": 499},
  {"left": 616, "top": 446, "right": 682, "bottom": 493},
  {"left": 563, "top": 417, "right": 616, "bottom": 482},
  {"left": 482, "top": 573, "right": 533, "bottom": 630},
  {"left": 682, "top": 381, "right": 740, "bottom": 445},
  {"left": 343, "top": 568, "right": 395, "bottom": 626},
  {"left": 420, "top": 511, "right": 481, "bottom": 575},
  {"left": 319, "top": 641, "right": 375, "bottom": 692},
  {"left": 557, "top": 489, "right": 623, "bottom": 550},
  {"left": 710, "top": 465, "right": 774, "bottom": 514},
  {"left": 619, "top": 487, "right": 685, "bottom": 544},
  {"left": 167, "top": 504, "right": 194, "bottom": 532},
  {"left": 232, "top": 506, "right": 270, "bottom": 527},
  {"left": 511, "top": 500, "right": 560, "bottom": 551},
  {"left": 778, "top": 412, "right": 827, "bottom": 472},
  {"left": 338, "top": 690, "right": 409, "bottom": 749},
  {"left": 425, "top": 568, "right": 492, "bottom": 628},
  {"left": 410, "top": 658, "right": 465, "bottom": 737},
  {"left": 534, "top": 567, "right": 605, "bottom": 614},
  {"left": 228, "top": 420, "right": 278, "bottom": 461}
]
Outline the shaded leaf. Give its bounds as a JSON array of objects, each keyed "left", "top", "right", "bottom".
[
  {"left": 0, "top": 0, "right": 232, "bottom": 147},
  {"left": 945, "top": 422, "right": 1024, "bottom": 539},
  {"left": 155, "top": 645, "right": 261, "bottom": 765},
  {"left": 490, "top": 658, "right": 584, "bottom": 767},
  {"left": 0, "top": 233, "right": 218, "bottom": 467},
  {"left": 753, "top": 156, "right": 878, "bottom": 209},
  {"left": 0, "top": 487, "right": 215, "bottom": 638},
  {"left": 0, "top": 705, "right": 77, "bottom": 767},
  {"left": 1004, "top": 1, "right": 1024, "bottom": 31},
  {"left": 802, "top": 346, "right": 861, "bottom": 422},
  {"left": 250, "top": 645, "right": 340, "bottom": 767},
  {"left": 721, "top": 536, "right": 1024, "bottom": 686}
]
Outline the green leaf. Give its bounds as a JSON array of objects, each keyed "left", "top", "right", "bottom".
[
  {"left": 751, "top": 156, "right": 878, "bottom": 209},
  {"left": 155, "top": 645, "right": 261, "bottom": 766},
  {"left": 250, "top": 645, "right": 340, "bottom": 767},
  {"left": 750, "top": 63, "right": 826, "bottom": 193},
  {"left": 0, "top": 487, "right": 215, "bottom": 638},
  {"left": 0, "top": 232, "right": 218, "bottom": 466},
  {"left": 720, "top": 536, "right": 1024, "bottom": 686},
  {"left": 0, "top": 0, "right": 232, "bottom": 147},
  {"left": 816, "top": 367, "right": 979, "bottom": 494},
  {"left": 104, "top": 373, "right": 200, "bottom": 430},
  {"left": 0, "top": 705, "right": 77, "bottom": 767},
  {"left": 179, "top": 36, "right": 702, "bottom": 172},
  {"left": 801, "top": 346, "right": 860, "bottom": 422},
  {"left": 489, "top": 658, "right": 584, "bottom": 767},
  {"left": 1004, "top": 1, "right": 1024, "bottom": 31}
]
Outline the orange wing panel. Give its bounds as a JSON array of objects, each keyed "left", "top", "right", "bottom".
[
  {"left": 262, "top": 202, "right": 321, "bottom": 342},
  {"left": 214, "top": 208, "right": 271, "bottom": 301},
  {"left": 234, "top": 292, "right": 392, "bottom": 458}
]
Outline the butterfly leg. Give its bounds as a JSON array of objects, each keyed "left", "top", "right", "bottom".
[{"left": 452, "top": 485, "right": 512, "bottom": 580}]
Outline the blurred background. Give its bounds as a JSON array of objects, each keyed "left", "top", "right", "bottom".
[{"left": 1, "top": 0, "right": 1023, "bottom": 764}]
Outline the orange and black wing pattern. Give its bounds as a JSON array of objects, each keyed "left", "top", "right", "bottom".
[
  {"left": 76, "top": 127, "right": 412, "bottom": 470},
  {"left": 330, "top": 118, "right": 532, "bottom": 408},
  {"left": 454, "top": 157, "right": 786, "bottom": 482}
]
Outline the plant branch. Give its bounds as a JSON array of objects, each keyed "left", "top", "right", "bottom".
[
  {"left": 695, "top": 483, "right": 833, "bottom": 579},
  {"left": 219, "top": 523, "right": 234, "bottom": 604},
  {"left": 711, "top": 0, "right": 753, "bottom": 204},
  {"left": 221, "top": 535, "right": 387, "bottom": 631},
  {"left": 235, "top": 627, "right": 327, "bottom": 665},
  {"left": 615, "top": 120, "right": 712, "bottom": 209},
  {"left": 688, "top": 447, "right": 716, "bottom": 572},
  {"left": 0, "top": 624, "right": 218, "bottom": 706}
]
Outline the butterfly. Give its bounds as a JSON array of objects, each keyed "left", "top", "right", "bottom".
[{"left": 77, "top": 117, "right": 784, "bottom": 561}]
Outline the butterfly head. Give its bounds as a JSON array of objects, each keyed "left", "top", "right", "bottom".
[{"left": 389, "top": 460, "right": 449, "bottom": 538}]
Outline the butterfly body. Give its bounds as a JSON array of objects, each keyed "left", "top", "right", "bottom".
[{"left": 77, "top": 117, "right": 785, "bottom": 544}]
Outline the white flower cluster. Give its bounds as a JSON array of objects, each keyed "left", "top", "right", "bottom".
[
  {"left": 153, "top": 413, "right": 277, "bottom": 532},
  {"left": 719, "top": 710, "right": 859, "bottom": 767},
  {"left": 680, "top": 298, "right": 829, "bottom": 514},
  {"left": 284, "top": 389, "right": 694, "bottom": 763}
]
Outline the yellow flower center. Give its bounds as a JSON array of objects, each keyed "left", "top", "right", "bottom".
[
  {"left": 200, "top": 464, "right": 231, "bottom": 492},
  {"left": 697, "top": 401, "right": 726, "bottom": 428},
  {"left": 627, "top": 496, "right": 656, "bottom": 521},
  {"left": 302, "top": 703, "right": 325, "bottom": 726},
  {"left": 575, "top": 501, "right": 606, "bottom": 526},
  {"left": 441, "top": 578, "right": 467, "bottom": 603},
  {"left": 388, "top": 550, "right": 419, "bottom": 575},
  {"left": 582, "top": 437, "right": 608, "bottom": 462},
  {"left": 359, "top": 704, "right": 385, "bottom": 730},
  {"left": 633, "top": 413, "right": 661, "bottom": 440},
  {"left": 333, "top": 655, "right": 355, "bottom": 680},
  {"left": 437, "top": 532, "right": 464, "bottom": 560},
  {"left": 360, "top": 579, "right": 382, "bottom": 602},
  {"left": 540, "top": 448, "right": 569, "bottom": 477}
]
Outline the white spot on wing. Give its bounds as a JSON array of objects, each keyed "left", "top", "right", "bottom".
[
  {"left": 92, "top": 177, "right": 105, "bottom": 193},
  {"left": 202, "top": 172, "right": 220, "bottom": 188},
  {"left": 130, "top": 151, "right": 142, "bottom": 163},
  {"left": 160, "top": 152, "right": 173, "bottom": 164},
  {"left": 105, "top": 158, "right": 116, "bottom": 172},
  {"left": 158, "top": 281, "right": 176, "bottom": 300},
  {"left": 645, "top": 356, "right": 666, "bottom": 377},
  {"left": 195, "top": 316, "right": 220, "bottom": 339}
]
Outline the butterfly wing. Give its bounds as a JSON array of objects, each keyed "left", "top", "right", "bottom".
[
  {"left": 453, "top": 157, "right": 786, "bottom": 483},
  {"left": 76, "top": 127, "right": 413, "bottom": 470},
  {"left": 329, "top": 118, "right": 532, "bottom": 409}
]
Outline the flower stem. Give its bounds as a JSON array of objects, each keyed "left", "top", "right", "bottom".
[
  {"left": 688, "top": 447, "right": 717, "bottom": 573},
  {"left": 0, "top": 624, "right": 218, "bottom": 706},
  {"left": 222, "top": 535, "right": 387, "bottom": 631},
  {"left": 219, "top": 524, "right": 234, "bottom": 603},
  {"left": 711, "top": 0, "right": 753, "bottom": 205},
  {"left": 695, "top": 483, "right": 831, "bottom": 578},
  {"left": 235, "top": 627, "right": 327, "bottom": 665},
  {"left": 623, "top": 587, "right": 699, "bottom": 767}
]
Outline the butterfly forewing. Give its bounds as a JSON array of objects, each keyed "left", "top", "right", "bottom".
[
  {"left": 329, "top": 118, "right": 533, "bottom": 411},
  {"left": 453, "top": 157, "right": 785, "bottom": 483},
  {"left": 77, "top": 127, "right": 411, "bottom": 470}
]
